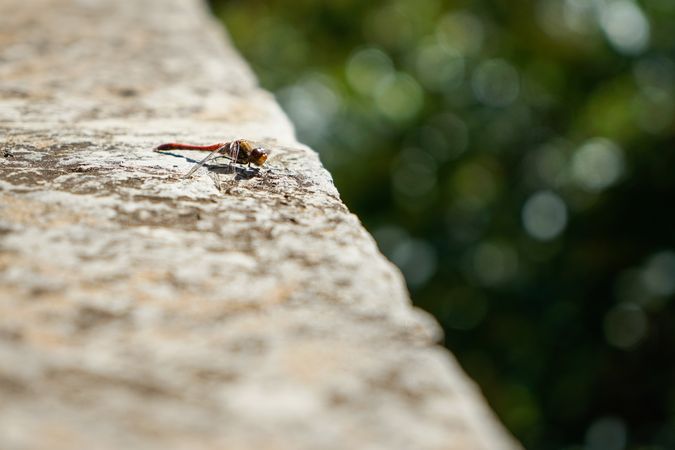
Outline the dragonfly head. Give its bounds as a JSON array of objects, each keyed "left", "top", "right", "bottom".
[{"left": 250, "top": 147, "right": 268, "bottom": 166}]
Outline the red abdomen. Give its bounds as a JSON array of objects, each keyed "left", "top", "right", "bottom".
[{"left": 156, "top": 143, "right": 225, "bottom": 151}]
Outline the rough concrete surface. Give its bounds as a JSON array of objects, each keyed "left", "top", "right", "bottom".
[{"left": 0, "top": 1, "right": 520, "bottom": 449}]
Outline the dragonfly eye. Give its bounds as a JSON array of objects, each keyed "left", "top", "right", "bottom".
[{"left": 250, "top": 148, "right": 268, "bottom": 166}]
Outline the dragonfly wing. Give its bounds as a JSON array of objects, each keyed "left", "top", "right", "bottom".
[
  {"left": 183, "top": 146, "right": 223, "bottom": 178},
  {"left": 229, "top": 140, "right": 240, "bottom": 165},
  {"left": 264, "top": 141, "right": 310, "bottom": 153}
]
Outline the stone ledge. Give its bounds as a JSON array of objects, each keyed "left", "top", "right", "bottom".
[{"left": 0, "top": 1, "right": 520, "bottom": 449}]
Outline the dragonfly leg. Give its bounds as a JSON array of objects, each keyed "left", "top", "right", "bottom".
[{"left": 182, "top": 145, "right": 226, "bottom": 178}]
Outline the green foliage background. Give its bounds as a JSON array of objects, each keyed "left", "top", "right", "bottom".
[{"left": 208, "top": 0, "right": 675, "bottom": 448}]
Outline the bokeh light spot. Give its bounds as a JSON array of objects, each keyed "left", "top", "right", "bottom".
[
  {"left": 374, "top": 226, "right": 437, "bottom": 288},
  {"left": 562, "top": 0, "right": 597, "bottom": 35},
  {"left": 277, "top": 74, "right": 341, "bottom": 143},
  {"left": 642, "top": 251, "right": 675, "bottom": 297},
  {"left": 633, "top": 56, "right": 675, "bottom": 101},
  {"left": 501, "top": 384, "right": 541, "bottom": 434},
  {"left": 346, "top": 47, "right": 394, "bottom": 97},
  {"left": 364, "top": 2, "right": 417, "bottom": 50},
  {"left": 467, "top": 241, "right": 519, "bottom": 286},
  {"left": 570, "top": 138, "right": 624, "bottom": 192},
  {"left": 530, "top": 141, "right": 568, "bottom": 187},
  {"left": 436, "top": 11, "right": 484, "bottom": 56},
  {"left": 613, "top": 269, "right": 649, "bottom": 305},
  {"left": 429, "top": 113, "right": 469, "bottom": 159},
  {"left": 390, "top": 238, "right": 438, "bottom": 288},
  {"left": 536, "top": 0, "right": 595, "bottom": 41},
  {"left": 374, "top": 72, "right": 424, "bottom": 121},
  {"left": 522, "top": 190, "right": 568, "bottom": 241},
  {"left": 391, "top": 147, "right": 438, "bottom": 210},
  {"left": 414, "top": 39, "right": 465, "bottom": 92},
  {"left": 585, "top": 416, "right": 627, "bottom": 450},
  {"left": 407, "top": 125, "right": 448, "bottom": 162},
  {"left": 632, "top": 56, "right": 675, "bottom": 134},
  {"left": 599, "top": 0, "right": 650, "bottom": 55},
  {"left": 471, "top": 59, "right": 520, "bottom": 107},
  {"left": 633, "top": 92, "right": 675, "bottom": 135},
  {"left": 536, "top": 0, "right": 569, "bottom": 39},
  {"left": 604, "top": 303, "right": 648, "bottom": 349},
  {"left": 373, "top": 225, "right": 408, "bottom": 258}
]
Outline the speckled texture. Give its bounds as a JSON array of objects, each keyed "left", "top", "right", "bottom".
[{"left": 0, "top": 1, "right": 520, "bottom": 449}]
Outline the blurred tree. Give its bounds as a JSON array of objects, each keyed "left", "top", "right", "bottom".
[{"left": 209, "top": 0, "right": 675, "bottom": 448}]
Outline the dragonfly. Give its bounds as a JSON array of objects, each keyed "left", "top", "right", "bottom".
[{"left": 154, "top": 139, "right": 269, "bottom": 178}]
